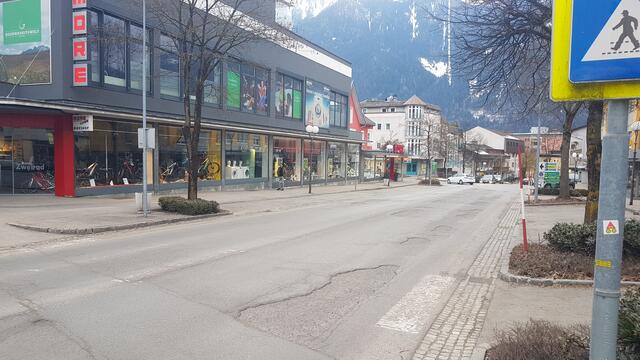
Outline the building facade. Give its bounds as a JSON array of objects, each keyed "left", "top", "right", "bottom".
[
  {"left": 0, "top": 0, "right": 363, "bottom": 196},
  {"left": 464, "top": 126, "right": 522, "bottom": 177}
]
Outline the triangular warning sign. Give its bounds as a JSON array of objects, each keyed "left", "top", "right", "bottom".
[
  {"left": 583, "top": 0, "right": 640, "bottom": 62},
  {"left": 606, "top": 221, "right": 617, "bottom": 234}
]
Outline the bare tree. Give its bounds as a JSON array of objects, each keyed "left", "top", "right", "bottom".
[
  {"left": 430, "top": 0, "right": 598, "bottom": 205},
  {"left": 417, "top": 110, "right": 442, "bottom": 183},
  {"left": 150, "top": 0, "right": 290, "bottom": 199}
]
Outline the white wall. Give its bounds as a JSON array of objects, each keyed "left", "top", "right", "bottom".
[
  {"left": 366, "top": 109, "right": 406, "bottom": 149},
  {"left": 465, "top": 127, "right": 505, "bottom": 150}
]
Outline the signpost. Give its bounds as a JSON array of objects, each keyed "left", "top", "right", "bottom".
[{"left": 551, "top": 1, "right": 639, "bottom": 358}]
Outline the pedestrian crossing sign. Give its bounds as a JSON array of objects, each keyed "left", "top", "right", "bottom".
[{"left": 551, "top": 0, "right": 640, "bottom": 101}]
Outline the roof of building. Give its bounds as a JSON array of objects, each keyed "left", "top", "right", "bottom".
[
  {"left": 361, "top": 115, "right": 376, "bottom": 127},
  {"left": 403, "top": 95, "right": 428, "bottom": 106},
  {"left": 360, "top": 99, "right": 406, "bottom": 108}
]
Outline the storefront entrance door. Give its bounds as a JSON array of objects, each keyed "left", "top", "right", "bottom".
[{"left": 0, "top": 128, "right": 55, "bottom": 195}]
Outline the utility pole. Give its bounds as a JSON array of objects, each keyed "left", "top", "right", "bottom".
[
  {"left": 590, "top": 99, "right": 630, "bottom": 360},
  {"left": 142, "top": 0, "right": 149, "bottom": 217},
  {"left": 534, "top": 117, "right": 541, "bottom": 202}
]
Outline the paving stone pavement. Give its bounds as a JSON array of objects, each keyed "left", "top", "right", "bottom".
[{"left": 412, "top": 203, "right": 520, "bottom": 360}]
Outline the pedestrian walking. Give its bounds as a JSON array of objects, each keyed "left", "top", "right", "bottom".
[
  {"left": 612, "top": 10, "right": 640, "bottom": 50},
  {"left": 277, "top": 164, "right": 285, "bottom": 191}
]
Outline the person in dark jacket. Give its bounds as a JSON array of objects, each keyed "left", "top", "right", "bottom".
[{"left": 276, "top": 165, "right": 285, "bottom": 190}]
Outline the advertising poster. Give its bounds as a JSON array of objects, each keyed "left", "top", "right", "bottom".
[
  {"left": 275, "top": 79, "right": 284, "bottom": 117},
  {"left": 292, "top": 89, "right": 302, "bottom": 119},
  {"left": 241, "top": 74, "right": 255, "bottom": 112},
  {"left": 0, "top": 0, "right": 51, "bottom": 85},
  {"left": 227, "top": 70, "right": 241, "bottom": 109},
  {"left": 305, "top": 79, "right": 330, "bottom": 128}
]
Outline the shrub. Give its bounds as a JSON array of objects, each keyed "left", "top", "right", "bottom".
[
  {"left": 487, "top": 320, "right": 589, "bottom": 360},
  {"left": 544, "top": 220, "right": 640, "bottom": 256},
  {"left": 625, "top": 220, "right": 640, "bottom": 257},
  {"left": 158, "top": 196, "right": 220, "bottom": 216},
  {"left": 619, "top": 287, "right": 640, "bottom": 359},
  {"left": 544, "top": 222, "right": 596, "bottom": 255},
  {"left": 419, "top": 179, "right": 442, "bottom": 186},
  {"left": 536, "top": 188, "right": 588, "bottom": 197}
]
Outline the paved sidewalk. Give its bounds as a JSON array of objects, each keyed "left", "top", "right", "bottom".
[
  {"left": 475, "top": 203, "right": 595, "bottom": 357},
  {"left": 0, "top": 178, "right": 419, "bottom": 249}
]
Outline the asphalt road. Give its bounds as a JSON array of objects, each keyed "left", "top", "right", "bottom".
[{"left": 0, "top": 184, "right": 517, "bottom": 360}]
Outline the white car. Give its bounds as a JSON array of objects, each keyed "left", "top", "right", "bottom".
[{"left": 447, "top": 174, "right": 475, "bottom": 185}]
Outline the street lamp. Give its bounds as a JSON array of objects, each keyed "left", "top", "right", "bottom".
[
  {"left": 305, "top": 124, "right": 319, "bottom": 194},
  {"left": 630, "top": 122, "right": 640, "bottom": 205}
]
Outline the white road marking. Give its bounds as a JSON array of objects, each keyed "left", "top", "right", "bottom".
[{"left": 377, "top": 275, "right": 456, "bottom": 334}]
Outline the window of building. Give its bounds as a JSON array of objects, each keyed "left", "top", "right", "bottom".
[
  {"left": 87, "top": 10, "right": 101, "bottom": 83},
  {"left": 303, "top": 140, "right": 326, "bottom": 182},
  {"left": 363, "top": 108, "right": 367, "bottom": 113},
  {"left": 159, "top": 34, "right": 180, "bottom": 97},
  {"left": 229, "top": 63, "right": 269, "bottom": 115},
  {"left": 189, "top": 61, "right": 222, "bottom": 106},
  {"left": 377, "top": 123, "right": 382, "bottom": 130},
  {"left": 75, "top": 120, "right": 148, "bottom": 188},
  {"left": 390, "top": 108, "right": 395, "bottom": 113},
  {"left": 347, "top": 144, "right": 360, "bottom": 178},
  {"left": 386, "top": 123, "right": 391, "bottom": 130},
  {"left": 224, "top": 132, "right": 268, "bottom": 180},
  {"left": 327, "top": 142, "right": 346, "bottom": 180},
  {"left": 329, "top": 92, "right": 348, "bottom": 128},
  {"left": 128, "top": 24, "right": 151, "bottom": 92},
  {"left": 382, "top": 108, "right": 387, "bottom": 113},
  {"left": 273, "top": 137, "right": 301, "bottom": 184},
  {"left": 157, "top": 127, "right": 222, "bottom": 184},
  {"left": 275, "top": 73, "right": 303, "bottom": 120},
  {"left": 102, "top": 15, "right": 127, "bottom": 87}
]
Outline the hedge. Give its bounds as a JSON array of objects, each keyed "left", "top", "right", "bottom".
[
  {"left": 537, "top": 188, "right": 589, "bottom": 197},
  {"left": 158, "top": 197, "right": 220, "bottom": 216},
  {"left": 544, "top": 219, "right": 640, "bottom": 256}
]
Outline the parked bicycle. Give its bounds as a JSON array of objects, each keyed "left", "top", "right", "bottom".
[{"left": 20, "top": 171, "right": 54, "bottom": 193}]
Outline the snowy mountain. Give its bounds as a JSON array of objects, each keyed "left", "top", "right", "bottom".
[{"left": 288, "top": 0, "right": 497, "bottom": 129}]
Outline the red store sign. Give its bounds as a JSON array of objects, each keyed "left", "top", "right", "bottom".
[{"left": 72, "top": 0, "right": 89, "bottom": 87}]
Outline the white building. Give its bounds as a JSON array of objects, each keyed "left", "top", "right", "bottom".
[{"left": 464, "top": 126, "right": 522, "bottom": 176}]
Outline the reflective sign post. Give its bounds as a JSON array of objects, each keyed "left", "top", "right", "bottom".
[{"left": 590, "top": 100, "right": 629, "bottom": 360}]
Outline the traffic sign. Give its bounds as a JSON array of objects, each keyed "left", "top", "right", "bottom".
[{"left": 551, "top": 0, "right": 640, "bottom": 101}]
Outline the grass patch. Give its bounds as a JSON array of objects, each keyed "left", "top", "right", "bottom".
[{"left": 509, "top": 244, "right": 640, "bottom": 282}]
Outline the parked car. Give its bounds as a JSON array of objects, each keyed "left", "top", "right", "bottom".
[
  {"left": 481, "top": 175, "right": 496, "bottom": 184},
  {"left": 494, "top": 175, "right": 503, "bottom": 184},
  {"left": 447, "top": 174, "right": 475, "bottom": 185}
]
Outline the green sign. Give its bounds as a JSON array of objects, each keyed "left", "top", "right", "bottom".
[
  {"left": 3, "top": 0, "right": 42, "bottom": 45},
  {"left": 431, "top": 161, "right": 438, "bottom": 174},
  {"left": 544, "top": 171, "right": 560, "bottom": 185},
  {"left": 226, "top": 70, "right": 240, "bottom": 109},
  {"left": 292, "top": 90, "right": 302, "bottom": 119}
]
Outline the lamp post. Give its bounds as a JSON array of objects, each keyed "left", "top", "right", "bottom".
[
  {"left": 305, "top": 124, "right": 319, "bottom": 194},
  {"left": 630, "top": 122, "right": 640, "bottom": 205},
  {"left": 141, "top": 0, "right": 148, "bottom": 217}
]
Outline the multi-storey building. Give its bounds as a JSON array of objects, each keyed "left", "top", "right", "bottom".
[
  {"left": 360, "top": 95, "right": 448, "bottom": 176},
  {"left": 0, "top": 0, "right": 363, "bottom": 196}
]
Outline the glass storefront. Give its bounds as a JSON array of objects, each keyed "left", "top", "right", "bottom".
[
  {"left": 273, "top": 137, "right": 301, "bottom": 183},
  {"left": 224, "top": 131, "right": 268, "bottom": 180},
  {"left": 347, "top": 144, "right": 360, "bottom": 178},
  {"left": 303, "top": 139, "right": 325, "bottom": 183},
  {"left": 327, "top": 142, "right": 346, "bottom": 180},
  {"left": 0, "top": 128, "right": 55, "bottom": 194},
  {"left": 363, "top": 154, "right": 384, "bottom": 180},
  {"left": 75, "top": 120, "right": 145, "bottom": 188},
  {"left": 158, "top": 127, "right": 222, "bottom": 184}
]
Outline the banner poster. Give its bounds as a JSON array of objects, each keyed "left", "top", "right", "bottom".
[
  {"left": 305, "top": 79, "right": 331, "bottom": 128},
  {"left": 0, "top": 0, "right": 51, "bottom": 85}
]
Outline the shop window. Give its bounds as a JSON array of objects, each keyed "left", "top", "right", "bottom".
[
  {"left": 158, "top": 127, "right": 222, "bottom": 184},
  {"left": 128, "top": 24, "right": 152, "bottom": 92},
  {"left": 327, "top": 142, "right": 346, "bottom": 180},
  {"left": 224, "top": 132, "right": 268, "bottom": 180},
  {"left": 273, "top": 137, "right": 301, "bottom": 183},
  {"left": 347, "top": 144, "right": 360, "bottom": 178},
  {"left": 363, "top": 154, "right": 383, "bottom": 180},
  {"left": 159, "top": 34, "right": 180, "bottom": 97},
  {"left": 303, "top": 139, "right": 326, "bottom": 183},
  {"left": 102, "top": 15, "right": 127, "bottom": 87},
  {"left": 75, "top": 120, "right": 147, "bottom": 188},
  {"left": 276, "top": 74, "right": 302, "bottom": 120},
  {"left": 0, "top": 128, "right": 55, "bottom": 194}
]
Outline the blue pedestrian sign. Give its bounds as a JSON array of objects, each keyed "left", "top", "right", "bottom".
[{"left": 571, "top": 0, "right": 640, "bottom": 83}]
